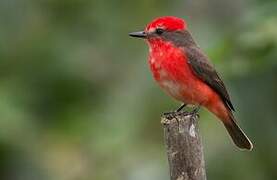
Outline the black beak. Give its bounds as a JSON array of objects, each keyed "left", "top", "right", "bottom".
[{"left": 129, "top": 31, "right": 146, "bottom": 39}]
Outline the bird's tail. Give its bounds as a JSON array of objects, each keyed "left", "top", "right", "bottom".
[{"left": 223, "top": 114, "right": 253, "bottom": 150}]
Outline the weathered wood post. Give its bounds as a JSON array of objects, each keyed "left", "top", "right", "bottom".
[{"left": 161, "top": 112, "right": 206, "bottom": 180}]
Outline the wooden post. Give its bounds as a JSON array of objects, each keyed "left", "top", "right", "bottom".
[{"left": 161, "top": 113, "right": 206, "bottom": 180}]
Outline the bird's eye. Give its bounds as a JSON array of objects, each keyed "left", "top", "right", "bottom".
[{"left": 156, "top": 28, "right": 165, "bottom": 35}]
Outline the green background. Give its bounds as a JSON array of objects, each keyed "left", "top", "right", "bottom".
[{"left": 0, "top": 0, "right": 276, "bottom": 179}]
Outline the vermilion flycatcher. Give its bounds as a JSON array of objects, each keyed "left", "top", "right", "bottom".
[{"left": 129, "top": 16, "right": 253, "bottom": 150}]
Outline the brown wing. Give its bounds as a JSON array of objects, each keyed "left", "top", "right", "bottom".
[{"left": 185, "top": 46, "right": 235, "bottom": 111}]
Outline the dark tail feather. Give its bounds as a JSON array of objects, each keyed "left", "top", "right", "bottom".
[{"left": 223, "top": 115, "right": 253, "bottom": 150}]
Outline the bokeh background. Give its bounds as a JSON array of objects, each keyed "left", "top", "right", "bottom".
[{"left": 0, "top": 0, "right": 276, "bottom": 179}]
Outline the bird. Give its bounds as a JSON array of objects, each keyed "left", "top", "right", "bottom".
[{"left": 129, "top": 16, "right": 253, "bottom": 150}]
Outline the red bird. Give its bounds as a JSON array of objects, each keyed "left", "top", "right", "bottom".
[{"left": 129, "top": 16, "right": 253, "bottom": 150}]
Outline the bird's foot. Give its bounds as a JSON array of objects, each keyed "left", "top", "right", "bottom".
[
  {"left": 162, "top": 111, "right": 186, "bottom": 120},
  {"left": 190, "top": 105, "right": 200, "bottom": 117},
  {"left": 162, "top": 105, "right": 200, "bottom": 120}
]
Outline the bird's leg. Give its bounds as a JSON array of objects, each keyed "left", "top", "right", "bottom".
[
  {"left": 163, "top": 103, "right": 188, "bottom": 119},
  {"left": 190, "top": 105, "right": 201, "bottom": 117},
  {"left": 176, "top": 103, "right": 187, "bottom": 112}
]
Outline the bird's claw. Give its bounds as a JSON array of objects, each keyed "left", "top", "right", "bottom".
[
  {"left": 162, "top": 105, "right": 200, "bottom": 120},
  {"left": 162, "top": 110, "right": 189, "bottom": 120},
  {"left": 191, "top": 105, "right": 200, "bottom": 117}
]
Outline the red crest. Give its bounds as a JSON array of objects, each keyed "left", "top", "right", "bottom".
[{"left": 145, "top": 16, "right": 187, "bottom": 31}]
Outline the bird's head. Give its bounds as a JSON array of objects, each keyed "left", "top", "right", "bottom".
[{"left": 129, "top": 16, "right": 188, "bottom": 45}]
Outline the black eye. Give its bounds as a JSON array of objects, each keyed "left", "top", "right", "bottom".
[{"left": 156, "top": 28, "right": 165, "bottom": 35}]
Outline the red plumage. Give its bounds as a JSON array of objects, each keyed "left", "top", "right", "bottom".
[
  {"left": 130, "top": 16, "right": 253, "bottom": 150},
  {"left": 146, "top": 16, "right": 186, "bottom": 32}
]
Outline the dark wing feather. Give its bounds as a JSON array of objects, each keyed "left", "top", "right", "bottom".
[{"left": 186, "top": 46, "right": 235, "bottom": 111}]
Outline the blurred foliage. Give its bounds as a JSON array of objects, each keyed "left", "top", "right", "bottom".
[{"left": 0, "top": 0, "right": 276, "bottom": 180}]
